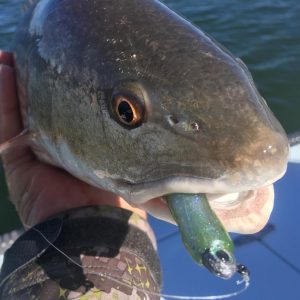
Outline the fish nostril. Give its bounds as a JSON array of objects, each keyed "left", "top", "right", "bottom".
[
  {"left": 167, "top": 116, "right": 204, "bottom": 134},
  {"left": 190, "top": 122, "right": 200, "bottom": 132},
  {"left": 167, "top": 115, "right": 179, "bottom": 126}
]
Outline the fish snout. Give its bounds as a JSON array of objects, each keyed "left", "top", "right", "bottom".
[{"left": 230, "top": 124, "right": 289, "bottom": 189}]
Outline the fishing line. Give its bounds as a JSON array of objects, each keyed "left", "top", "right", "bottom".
[{"left": 25, "top": 225, "right": 250, "bottom": 300}]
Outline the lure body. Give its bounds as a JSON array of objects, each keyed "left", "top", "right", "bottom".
[{"left": 166, "top": 193, "right": 237, "bottom": 279}]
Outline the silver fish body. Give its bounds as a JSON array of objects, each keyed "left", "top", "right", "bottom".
[{"left": 12, "top": 0, "right": 289, "bottom": 203}]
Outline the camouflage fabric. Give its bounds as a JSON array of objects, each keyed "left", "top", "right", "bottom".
[{"left": 0, "top": 206, "right": 161, "bottom": 299}]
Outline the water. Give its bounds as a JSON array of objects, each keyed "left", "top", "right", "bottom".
[
  {"left": 0, "top": 0, "right": 299, "bottom": 231},
  {"left": 162, "top": 0, "right": 300, "bottom": 134}
]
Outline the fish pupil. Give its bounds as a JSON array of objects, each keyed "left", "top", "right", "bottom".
[
  {"left": 112, "top": 93, "right": 144, "bottom": 128},
  {"left": 118, "top": 101, "right": 133, "bottom": 123}
]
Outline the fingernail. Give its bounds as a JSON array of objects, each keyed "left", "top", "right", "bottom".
[{"left": 0, "top": 51, "right": 13, "bottom": 66}]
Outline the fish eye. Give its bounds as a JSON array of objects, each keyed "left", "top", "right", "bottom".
[{"left": 112, "top": 93, "right": 144, "bottom": 128}]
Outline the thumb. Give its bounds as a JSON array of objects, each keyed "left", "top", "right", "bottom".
[{"left": 0, "top": 51, "right": 23, "bottom": 144}]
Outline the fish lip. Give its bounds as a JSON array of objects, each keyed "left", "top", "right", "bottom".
[
  {"left": 207, "top": 189, "right": 260, "bottom": 208},
  {"left": 210, "top": 184, "right": 275, "bottom": 234},
  {"left": 122, "top": 168, "right": 286, "bottom": 204}
]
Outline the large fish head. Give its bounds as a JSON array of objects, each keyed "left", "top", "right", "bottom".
[
  {"left": 15, "top": 0, "right": 289, "bottom": 230},
  {"left": 70, "top": 1, "right": 288, "bottom": 202}
]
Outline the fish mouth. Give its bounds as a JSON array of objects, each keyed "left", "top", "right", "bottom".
[
  {"left": 207, "top": 185, "right": 274, "bottom": 234},
  {"left": 124, "top": 171, "right": 285, "bottom": 234}
]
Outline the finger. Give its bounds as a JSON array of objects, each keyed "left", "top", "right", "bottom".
[
  {"left": 0, "top": 65, "right": 22, "bottom": 143},
  {"left": 0, "top": 51, "right": 13, "bottom": 66},
  {"left": 0, "top": 64, "right": 34, "bottom": 169},
  {"left": 138, "top": 198, "right": 177, "bottom": 225}
]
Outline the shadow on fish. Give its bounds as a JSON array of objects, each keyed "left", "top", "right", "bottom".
[{"left": 11, "top": 0, "right": 289, "bottom": 281}]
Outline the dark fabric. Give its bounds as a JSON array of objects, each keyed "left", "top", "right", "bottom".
[
  {"left": 0, "top": 229, "right": 25, "bottom": 256},
  {"left": 0, "top": 218, "right": 63, "bottom": 287},
  {"left": 0, "top": 205, "right": 161, "bottom": 300}
]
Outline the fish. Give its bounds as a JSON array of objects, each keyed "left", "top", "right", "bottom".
[{"left": 12, "top": 0, "right": 289, "bottom": 237}]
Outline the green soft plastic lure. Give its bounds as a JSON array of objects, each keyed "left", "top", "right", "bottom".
[{"left": 166, "top": 193, "right": 249, "bottom": 280}]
